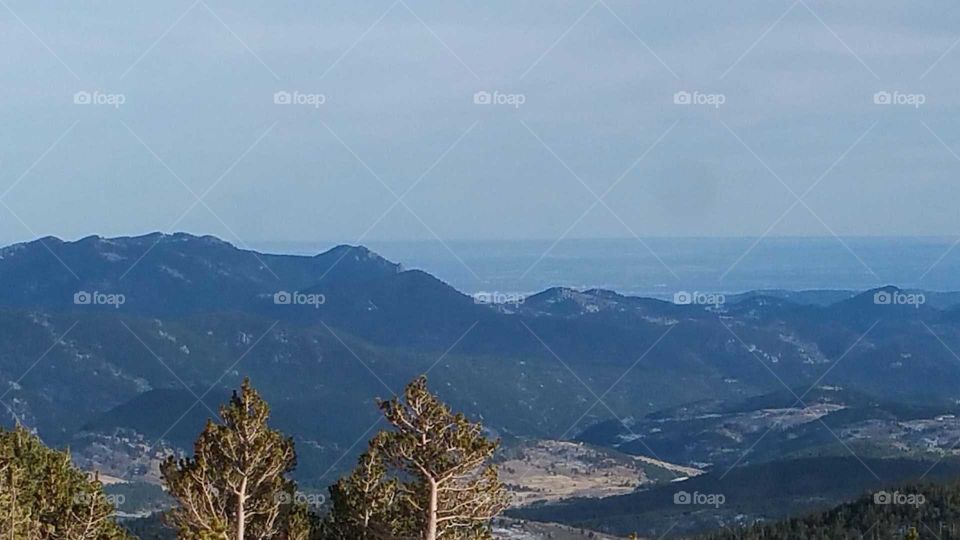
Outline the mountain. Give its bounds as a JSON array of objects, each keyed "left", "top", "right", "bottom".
[{"left": 0, "top": 233, "right": 399, "bottom": 315}]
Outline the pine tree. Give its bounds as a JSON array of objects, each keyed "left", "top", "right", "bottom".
[
  {"left": 328, "top": 376, "right": 508, "bottom": 540},
  {"left": 0, "top": 461, "right": 39, "bottom": 540},
  {"left": 161, "top": 378, "right": 310, "bottom": 539},
  {"left": 0, "top": 425, "right": 129, "bottom": 539},
  {"left": 282, "top": 503, "right": 319, "bottom": 540},
  {"left": 321, "top": 445, "right": 408, "bottom": 539}
]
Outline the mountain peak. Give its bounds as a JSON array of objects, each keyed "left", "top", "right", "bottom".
[
  {"left": 315, "top": 244, "right": 400, "bottom": 276},
  {"left": 851, "top": 285, "right": 909, "bottom": 303},
  {"left": 120, "top": 231, "right": 234, "bottom": 247},
  {"left": 323, "top": 244, "right": 376, "bottom": 259},
  {"left": 833, "top": 285, "right": 929, "bottom": 319}
]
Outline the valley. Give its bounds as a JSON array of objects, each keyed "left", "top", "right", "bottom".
[{"left": 497, "top": 439, "right": 691, "bottom": 506}]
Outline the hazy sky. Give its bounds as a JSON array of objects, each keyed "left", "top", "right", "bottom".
[{"left": 2, "top": 1, "right": 959, "bottom": 245}]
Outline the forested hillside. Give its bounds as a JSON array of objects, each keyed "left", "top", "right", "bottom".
[{"left": 699, "top": 480, "right": 960, "bottom": 539}]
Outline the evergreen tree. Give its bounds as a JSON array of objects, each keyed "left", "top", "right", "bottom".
[
  {"left": 321, "top": 445, "right": 408, "bottom": 539},
  {"left": 161, "top": 378, "right": 310, "bottom": 539},
  {"left": 328, "top": 376, "right": 508, "bottom": 540},
  {"left": 0, "top": 425, "right": 129, "bottom": 539},
  {"left": 283, "top": 503, "right": 320, "bottom": 540},
  {"left": 0, "top": 460, "right": 39, "bottom": 540}
]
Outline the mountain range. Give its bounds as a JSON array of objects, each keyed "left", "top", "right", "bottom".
[{"left": 2, "top": 233, "right": 960, "bottom": 511}]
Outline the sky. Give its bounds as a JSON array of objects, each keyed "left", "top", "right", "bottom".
[{"left": 1, "top": 0, "right": 960, "bottom": 245}]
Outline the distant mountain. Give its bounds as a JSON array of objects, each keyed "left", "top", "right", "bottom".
[
  {"left": 0, "top": 233, "right": 399, "bottom": 316},
  {"left": 726, "top": 289, "right": 857, "bottom": 306},
  {"left": 726, "top": 288, "right": 960, "bottom": 310}
]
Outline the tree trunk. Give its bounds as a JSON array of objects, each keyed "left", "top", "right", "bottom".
[
  {"left": 9, "top": 469, "right": 15, "bottom": 540},
  {"left": 425, "top": 478, "right": 438, "bottom": 540},
  {"left": 236, "top": 476, "right": 247, "bottom": 540}
]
